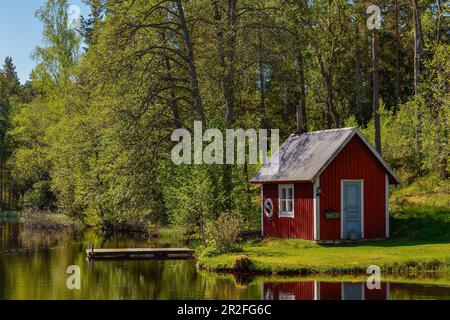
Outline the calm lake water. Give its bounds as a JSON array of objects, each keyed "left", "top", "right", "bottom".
[{"left": 1, "top": 214, "right": 449, "bottom": 300}]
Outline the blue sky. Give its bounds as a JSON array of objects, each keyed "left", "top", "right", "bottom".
[{"left": 0, "top": 0, "right": 89, "bottom": 83}]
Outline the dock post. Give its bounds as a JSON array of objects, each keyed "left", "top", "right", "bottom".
[{"left": 88, "top": 242, "right": 94, "bottom": 260}]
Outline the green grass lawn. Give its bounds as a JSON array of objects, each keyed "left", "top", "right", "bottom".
[
  {"left": 390, "top": 173, "right": 450, "bottom": 241},
  {"left": 198, "top": 174, "right": 450, "bottom": 275},
  {"left": 197, "top": 238, "right": 450, "bottom": 274}
]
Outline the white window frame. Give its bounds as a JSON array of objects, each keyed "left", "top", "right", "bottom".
[{"left": 278, "top": 184, "right": 294, "bottom": 218}]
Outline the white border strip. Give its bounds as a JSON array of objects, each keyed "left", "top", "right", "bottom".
[
  {"left": 261, "top": 185, "right": 264, "bottom": 237},
  {"left": 385, "top": 174, "right": 389, "bottom": 238},
  {"left": 313, "top": 178, "right": 320, "bottom": 240}
]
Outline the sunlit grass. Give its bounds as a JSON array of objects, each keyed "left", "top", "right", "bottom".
[
  {"left": 390, "top": 173, "right": 450, "bottom": 241},
  {"left": 198, "top": 238, "right": 450, "bottom": 274}
]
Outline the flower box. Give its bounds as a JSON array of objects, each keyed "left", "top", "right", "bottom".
[{"left": 325, "top": 210, "right": 340, "bottom": 219}]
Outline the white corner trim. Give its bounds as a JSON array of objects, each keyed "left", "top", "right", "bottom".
[
  {"left": 386, "top": 282, "right": 390, "bottom": 300},
  {"left": 313, "top": 178, "right": 320, "bottom": 240},
  {"left": 314, "top": 281, "right": 320, "bottom": 300},
  {"left": 362, "top": 282, "right": 365, "bottom": 300},
  {"left": 385, "top": 174, "right": 389, "bottom": 238},
  {"left": 278, "top": 184, "right": 295, "bottom": 218},
  {"left": 340, "top": 179, "right": 364, "bottom": 240},
  {"left": 261, "top": 185, "right": 264, "bottom": 237}
]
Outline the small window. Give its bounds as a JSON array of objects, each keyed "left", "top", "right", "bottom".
[
  {"left": 279, "top": 291, "right": 296, "bottom": 300},
  {"left": 279, "top": 184, "right": 294, "bottom": 218}
]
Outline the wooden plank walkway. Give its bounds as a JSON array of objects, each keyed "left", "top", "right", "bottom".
[{"left": 86, "top": 248, "right": 195, "bottom": 260}]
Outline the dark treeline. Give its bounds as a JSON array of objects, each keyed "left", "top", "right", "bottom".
[{"left": 0, "top": 0, "right": 448, "bottom": 235}]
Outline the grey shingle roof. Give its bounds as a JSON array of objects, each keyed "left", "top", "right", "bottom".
[{"left": 250, "top": 127, "right": 399, "bottom": 184}]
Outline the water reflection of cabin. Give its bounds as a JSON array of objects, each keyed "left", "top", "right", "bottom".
[
  {"left": 263, "top": 281, "right": 390, "bottom": 300},
  {"left": 251, "top": 128, "right": 399, "bottom": 241}
]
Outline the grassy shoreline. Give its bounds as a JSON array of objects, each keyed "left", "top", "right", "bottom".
[
  {"left": 196, "top": 238, "right": 450, "bottom": 275},
  {"left": 197, "top": 175, "right": 450, "bottom": 276},
  {"left": 197, "top": 270, "right": 450, "bottom": 287}
]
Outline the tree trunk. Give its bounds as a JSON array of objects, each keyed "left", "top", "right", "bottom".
[
  {"left": 210, "top": 0, "right": 237, "bottom": 207},
  {"left": 295, "top": 43, "right": 307, "bottom": 134},
  {"left": 434, "top": 0, "right": 447, "bottom": 178},
  {"left": 436, "top": 0, "right": 442, "bottom": 42},
  {"left": 394, "top": 0, "right": 401, "bottom": 114},
  {"left": 160, "top": 32, "right": 182, "bottom": 129},
  {"left": 412, "top": 0, "right": 423, "bottom": 173},
  {"left": 0, "top": 159, "right": 3, "bottom": 211},
  {"left": 210, "top": 0, "right": 236, "bottom": 125},
  {"left": 164, "top": 55, "right": 183, "bottom": 129},
  {"left": 224, "top": 0, "right": 236, "bottom": 125},
  {"left": 175, "top": 0, "right": 206, "bottom": 126},
  {"left": 434, "top": 114, "right": 449, "bottom": 179},
  {"left": 323, "top": 68, "right": 339, "bottom": 129},
  {"left": 354, "top": 29, "right": 363, "bottom": 124},
  {"left": 256, "top": 4, "right": 267, "bottom": 128},
  {"left": 372, "top": 31, "right": 382, "bottom": 154},
  {"left": 258, "top": 21, "right": 267, "bottom": 129},
  {"left": 318, "top": 56, "right": 339, "bottom": 129},
  {"left": 282, "top": 76, "right": 289, "bottom": 123}
]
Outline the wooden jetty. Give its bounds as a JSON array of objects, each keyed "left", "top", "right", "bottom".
[{"left": 86, "top": 247, "right": 195, "bottom": 260}]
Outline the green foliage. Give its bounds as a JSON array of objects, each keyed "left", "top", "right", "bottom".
[
  {"left": 22, "top": 181, "right": 55, "bottom": 209},
  {"left": 32, "top": 0, "right": 80, "bottom": 90},
  {"left": 158, "top": 163, "right": 217, "bottom": 242},
  {"left": 158, "top": 226, "right": 190, "bottom": 247}
]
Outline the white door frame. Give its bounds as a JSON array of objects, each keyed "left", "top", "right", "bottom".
[
  {"left": 340, "top": 179, "right": 364, "bottom": 239},
  {"left": 341, "top": 282, "right": 365, "bottom": 300},
  {"left": 313, "top": 178, "right": 320, "bottom": 241},
  {"left": 385, "top": 174, "right": 389, "bottom": 238},
  {"left": 261, "top": 185, "right": 264, "bottom": 237}
]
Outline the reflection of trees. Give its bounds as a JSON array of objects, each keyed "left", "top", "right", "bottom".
[
  {"left": 3, "top": 218, "right": 260, "bottom": 299},
  {"left": 1, "top": 219, "right": 20, "bottom": 252},
  {"left": 19, "top": 228, "right": 79, "bottom": 249}
]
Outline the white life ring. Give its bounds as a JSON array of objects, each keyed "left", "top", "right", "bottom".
[{"left": 264, "top": 198, "right": 274, "bottom": 218}]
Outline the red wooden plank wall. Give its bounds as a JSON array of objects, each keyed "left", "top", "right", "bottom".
[
  {"left": 319, "top": 136, "right": 387, "bottom": 240},
  {"left": 262, "top": 183, "right": 314, "bottom": 239},
  {"left": 365, "top": 283, "right": 388, "bottom": 300},
  {"left": 263, "top": 282, "right": 315, "bottom": 300},
  {"left": 319, "top": 282, "right": 388, "bottom": 300},
  {"left": 319, "top": 282, "right": 342, "bottom": 300}
]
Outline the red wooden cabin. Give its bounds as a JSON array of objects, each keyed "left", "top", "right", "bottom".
[{"left": 251, "top": 127, "right": 399, "bottom": 241}]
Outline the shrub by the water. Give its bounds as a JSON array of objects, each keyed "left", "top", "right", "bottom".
[
  {"left": 206, "top": 213, "right": 243, "bottom": 252},
  {"left": 21, "top": 208, "right": 81, "bottom": 231}
]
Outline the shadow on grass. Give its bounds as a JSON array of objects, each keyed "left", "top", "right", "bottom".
[
  {"left": 390, "top": 204, "right": 450, "bottom": 240},
  {"left": 324, "top": 204, "right": 450, "bottom": 249}
]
